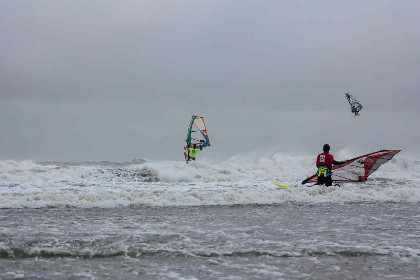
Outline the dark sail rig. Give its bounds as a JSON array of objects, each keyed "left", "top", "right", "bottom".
[{"left": 345, "top": 92, "right": 363, "bottom": 116}]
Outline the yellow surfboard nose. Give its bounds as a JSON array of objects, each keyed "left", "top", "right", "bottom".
[{"left": 273, "top": 182, "right": 294, "bottom": 188}]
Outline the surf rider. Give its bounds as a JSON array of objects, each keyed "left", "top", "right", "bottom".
[
  {"left": 351, "top": 106, "right": 360, "bottom": 116},
  {"left": 186, "top": 144, "right": 202, "bottom": 163},
  {"left": 316, "top": 144, "right": 346, "bottom": 186}
]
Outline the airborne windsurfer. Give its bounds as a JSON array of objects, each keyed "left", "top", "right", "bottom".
[
  {"left": 351, "top": 106, "right": 360, "bottom": 116},
  {"left": 184, "top": 115, "right": 210, "bottom": 163},
  {"left": 186, "top": 144, "right": 202, "bottom": 163},
  {"left": 316, "top": 144, "right": 346, "bottom": 186},
  {"left": 345, "top": 92, "right": 363, "bottom": 117}
]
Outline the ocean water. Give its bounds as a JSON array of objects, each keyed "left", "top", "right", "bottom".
[{"left": 0, "top": 154, "right": 419, "bottom": 279}]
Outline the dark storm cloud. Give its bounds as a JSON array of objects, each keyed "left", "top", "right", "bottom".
[{"left": 1, "top": 0, "right": 419, "bottom": 161}]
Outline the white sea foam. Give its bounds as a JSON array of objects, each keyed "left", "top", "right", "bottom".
[{"left": 0, "top": 153, "right": 419, "bottom": 208}]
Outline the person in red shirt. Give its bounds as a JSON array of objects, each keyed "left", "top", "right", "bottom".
[{"left": 316, "top": 144, "right": 346, "bottom": 186}]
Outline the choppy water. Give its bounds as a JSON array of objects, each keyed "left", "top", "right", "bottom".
[{"left": 0, "top": 153, "right": 419, "bottom": 279}]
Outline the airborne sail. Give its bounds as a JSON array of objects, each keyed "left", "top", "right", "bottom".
[
  {"left": 345, "top": 92, "right": 363, "bottom": 116},
  {"left": 186, "top": 115, "right": 210, "bottom": 149},
  {"left": 302, "top": 150, "right": 401, "bottom": 185}
]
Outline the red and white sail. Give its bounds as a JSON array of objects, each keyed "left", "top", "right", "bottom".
[{"left": 302, "top": 150, "right": 401, "bottom": 184}]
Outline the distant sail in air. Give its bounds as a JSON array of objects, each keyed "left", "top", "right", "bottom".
[
  {"left": 345, "top": 92, "right": 363, "bottom": 116},
  {"left": 302, "top": 150, "right": 401, "bottom": 185}
]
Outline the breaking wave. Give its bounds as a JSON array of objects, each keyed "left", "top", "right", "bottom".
[{"left": 0, "top": 153, "right": 419, "bottom": 208}]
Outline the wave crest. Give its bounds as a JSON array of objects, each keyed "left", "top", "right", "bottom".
[{"left": 0, "top": 155, "right": 419, "bottom": 208}]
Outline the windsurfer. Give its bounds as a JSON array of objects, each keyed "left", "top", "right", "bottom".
[
  {"left": 316, "top": 144, "right": 346, "bottom": 186},
  {"left": 184, "top": 115, "right": 210, "bottom": 163},
  {"left": 351, "top": 106, "right": 360, "bottom": 116},
  {"left": 186, "top": 144, "right": 202, "bottom": 163},
  {"left": 345, "top": 92, "right": 363, "bottom": 117}
]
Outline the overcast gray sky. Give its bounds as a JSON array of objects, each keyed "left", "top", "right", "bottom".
[{"left": 1, "top": 0, "right": 419, "bottom": 161}]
